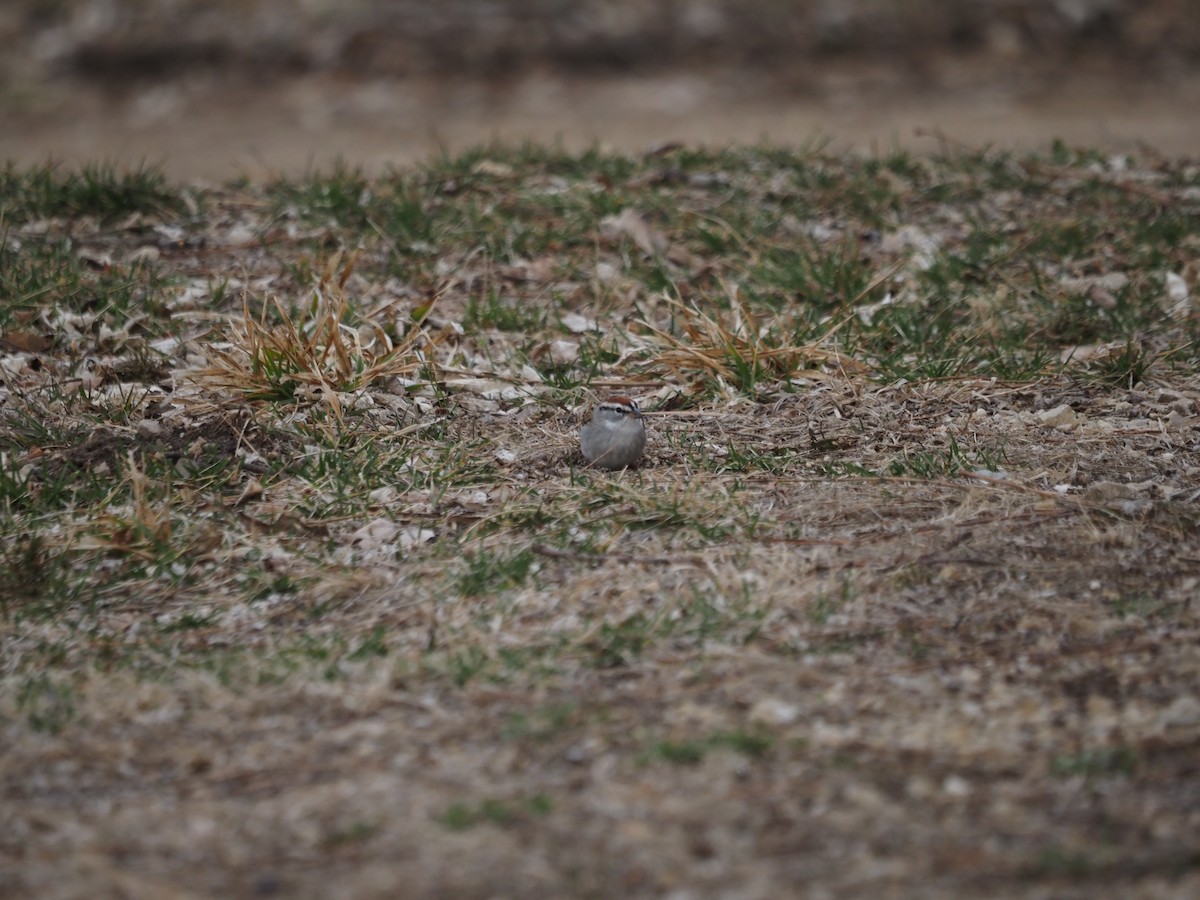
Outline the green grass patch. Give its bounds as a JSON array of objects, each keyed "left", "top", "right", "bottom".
[{"left": 1, "top": 161, "right": 186, "bottom": 224}]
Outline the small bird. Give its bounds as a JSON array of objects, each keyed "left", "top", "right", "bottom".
[{"left": 580, "top": 395, "right": 646, "bottom": 469}]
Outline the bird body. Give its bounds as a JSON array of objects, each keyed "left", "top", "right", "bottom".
[{"left": 580, "top": 396, "right": 646, "bottom": 469}]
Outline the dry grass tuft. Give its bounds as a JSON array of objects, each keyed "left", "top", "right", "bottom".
[
  {"left": 196, "top": 252, "right": 432, "bottom": 417},
  {"left": 639, "top": 289, "right": 869, "bottom": 392},
  {"left": 74, "top": 453, "right": 175, "bottom": 560}
]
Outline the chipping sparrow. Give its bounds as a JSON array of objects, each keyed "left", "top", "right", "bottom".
[{"left": 580, "top": 395, "right": 646, "bottom": 469}]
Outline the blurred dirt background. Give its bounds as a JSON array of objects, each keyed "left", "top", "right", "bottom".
[{"left": 2, "top": 0, "right": 1199, "bottom": 181}]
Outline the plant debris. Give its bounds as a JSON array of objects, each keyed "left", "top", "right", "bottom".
[{"left": 1, "top": 143, "right": 1199, "bottom": 898}]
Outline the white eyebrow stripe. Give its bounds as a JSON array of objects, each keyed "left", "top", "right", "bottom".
[{"left": 599, "top": 402, "right": 641, "bottom": 415}]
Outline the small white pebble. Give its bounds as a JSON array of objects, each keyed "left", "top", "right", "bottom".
[
  {"left": 943, "top": 775, "right": 971, "bottom": 797},
  {"left": 136, "top": 419, "right": 164, "bottom": 438}
]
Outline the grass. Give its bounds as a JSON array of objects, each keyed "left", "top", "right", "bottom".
[
  {"left": 2, "top": 144, "right": 1198, "bottom": 898},
  {"left": 457, "top": 548, "right": 537, "bottom": 596},
  {"left": 648, "top": 728, "right": 774, "bottom": 765},
  {"left": 0, "top": 160, "right": 186, "bottom": 224},
  {"left": 1051, "top": 746, "right": 1139, "bottom": 779},
  {"left": 438, "top": 794, "right": 554, "bottom": 831}
]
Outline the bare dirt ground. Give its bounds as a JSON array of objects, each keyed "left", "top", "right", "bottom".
[{"left": 3, "top": 139, "right": 1199, "bottom": 898}]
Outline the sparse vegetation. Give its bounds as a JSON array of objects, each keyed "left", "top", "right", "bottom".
[{"left": 2, "top": 144, "right": 1198, "bottom": 897}]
